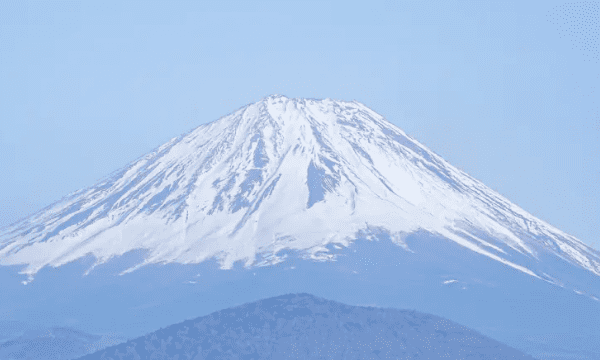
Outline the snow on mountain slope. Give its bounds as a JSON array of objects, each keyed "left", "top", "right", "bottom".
[{"left": 1, "top": 94, "right": 599, "bottom": 285}]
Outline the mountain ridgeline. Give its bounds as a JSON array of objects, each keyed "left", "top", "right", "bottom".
[
  {"left": 0, "top": 327, "right": 124, "bottom": 360},
  {"left": 77, "top": 293, "right": 536, "bottom": 360}
]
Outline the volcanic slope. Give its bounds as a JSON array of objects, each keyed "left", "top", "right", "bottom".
[{"left": 0, "top": 94, "right": 599, "bottom": 294}]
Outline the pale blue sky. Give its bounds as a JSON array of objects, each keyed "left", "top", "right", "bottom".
[{"left": 0, "top": 0, "right": 598, "bottom": 250}]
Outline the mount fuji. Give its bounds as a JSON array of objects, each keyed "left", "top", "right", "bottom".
[
  {"left": 2, "top": 94, "right": 598, "bottom": 282},
  {"left": 1, "top": 95, "right": 599, "bottom": 359}
]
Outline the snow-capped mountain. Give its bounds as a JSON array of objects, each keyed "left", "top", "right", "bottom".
[{"left": 1, "top": 94, "right": 599, "bottom": 288}]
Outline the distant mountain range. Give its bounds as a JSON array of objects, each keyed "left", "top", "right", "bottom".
[
  {"left": 0, "top": 327, "right": 124, "bottom": 360},
  {"left": 76, "top": 293, "right": 536, "bottom": 360}
]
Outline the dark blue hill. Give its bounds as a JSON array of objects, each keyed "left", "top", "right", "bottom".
[{"left": 77, "top": 293, "right": 536, "bottom": 360}]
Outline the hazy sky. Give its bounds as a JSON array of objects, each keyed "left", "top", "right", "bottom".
[{"left": 1, "top": 0, "right": 598, "bottom": 250}]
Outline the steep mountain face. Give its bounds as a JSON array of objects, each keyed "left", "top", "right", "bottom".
[
  {"left": 77, "top": 293, "right": 536, "bottom": 360},
  {"left": 1, "top": 95, "right": 599, "bottom": 292}
]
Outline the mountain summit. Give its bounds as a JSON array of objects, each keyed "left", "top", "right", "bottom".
[{"left": 1, "top": 95, "right": 599, "bottom": 287}]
